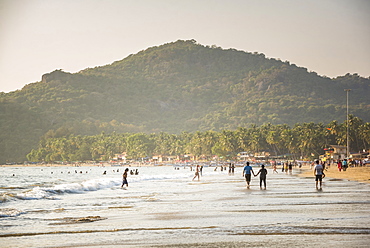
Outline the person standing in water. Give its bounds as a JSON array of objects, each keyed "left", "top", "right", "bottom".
[
  {"left": 288, "top": 162, "right": 293, "bottom": 174},
  {"left": 272, "top": 163, "right": 278, "bottom": 173},
  {"left": 314, "top": 160, "right": 325, "bottom": 189},
  {"left": 242, "top": 162, "right": 255, "bottom": 188},
  {"left": 192, "top": 165, "right": 200, "bottom": 181},
  {"left": 121, "top": 168, "right": 129, "bottom": 187},
  {"left": 255, "top": 164, "right": 268, "bottom": 189}
]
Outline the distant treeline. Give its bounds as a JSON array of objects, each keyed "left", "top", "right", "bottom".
[{"left": 26, "top": 115, "right": 370, "bottom": 162}]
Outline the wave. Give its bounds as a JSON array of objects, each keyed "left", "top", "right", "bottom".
[
  {"left": 0, "top": 208, "right": 25, "bottom": 218},
  {"left": 14, "top": 177, "right": 121, "bottom": 200},
  {"left": 9, "top": 171, "right": 194, "bottom": 201}
]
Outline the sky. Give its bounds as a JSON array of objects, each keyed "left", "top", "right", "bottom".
[{"left": 0, "top": 0, "right": 369, "bottom": 93}]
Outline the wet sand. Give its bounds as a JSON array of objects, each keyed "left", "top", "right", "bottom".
[
  {"left": 1, "top": 165, "right": 369, "bottom": 247},
  {"left": 298, "top": 165, "right": 370, "bottom": 183}
]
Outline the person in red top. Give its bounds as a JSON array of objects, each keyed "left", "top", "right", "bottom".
[{"left": 337, "top": 160, "right": 342, "bottom": 172}]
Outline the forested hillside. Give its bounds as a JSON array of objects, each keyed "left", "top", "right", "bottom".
[{"left": 1, "top": 39, "right": 369, "bottom": 163}]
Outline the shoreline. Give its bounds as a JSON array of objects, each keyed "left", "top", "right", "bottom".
[
  {"left": 297, "top": 165, "right": 370, "bottom": 184},
  {"left": 2, "top": 163, "right": 370, "bottom": 184},
  {"left": 0, "top": 163, "right": 156, "bottom": 168}
]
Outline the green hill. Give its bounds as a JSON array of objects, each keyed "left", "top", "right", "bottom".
[{"left": 0, "top": 39, "right": 369, "bottom": 163}]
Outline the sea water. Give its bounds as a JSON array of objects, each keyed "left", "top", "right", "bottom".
[{"left": 0, "top": 165, "right": 369, "bottom": 247}]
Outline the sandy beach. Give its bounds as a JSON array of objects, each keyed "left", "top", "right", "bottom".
[
  {"left": 298, "top": 164, "right": 370, "bottom": 183},
  {"left": 1, "top": 164, "right": 370, "bottom": 247}
]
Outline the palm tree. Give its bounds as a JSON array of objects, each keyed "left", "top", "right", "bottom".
[
  {"left": 235, "top": 127, "right": 250, "bottom": 152},
  {"left": 358, "top": 123, "right": 370, "bottom": 150},
  {"left": 248, "top": 124, "right": 262, "bottom": 153},
  {"left": 126, "top": 133, "right": 154, "bottom": 160},
  {"left": 348, "top": 115, "right": 364, "bottom": 153}
]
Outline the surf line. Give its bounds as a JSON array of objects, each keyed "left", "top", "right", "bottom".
[{"left": 0, "top": 226, "right": 219, "bottom": 238}]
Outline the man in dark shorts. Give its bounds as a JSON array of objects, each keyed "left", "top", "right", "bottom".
[
  {"left": 314, "top": 160, "right": 325, "bottom": 189},
  {"left": 255, "top": 164, "right": 268, "bottom": 189},
  {"left": 242, "top": 162, "right": 255, "bottom": 188},
  {"left": 121, "top": 168, "right": 129, "bottom": 188},
  {"left": 192, "top": 165, "right": 200, "bottom": 181}
]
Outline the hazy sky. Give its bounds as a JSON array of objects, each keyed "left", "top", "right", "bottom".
[{"left": 1, "top": 0, "right": 369, "bottom": 93}]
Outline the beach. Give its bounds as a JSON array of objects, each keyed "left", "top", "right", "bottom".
[
  {"left": 1, "top": 165, "right": 369, "bottom": 247},
  {"left": 3, "top": 162, "right": 370, "bottom": 184},
  {"left": 298, "top": 164, "right": 370, "bottom": 183}
]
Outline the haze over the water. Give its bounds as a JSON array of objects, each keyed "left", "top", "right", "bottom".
[{"left": 1, "top": 0, "right": 369, "bottom": 93}]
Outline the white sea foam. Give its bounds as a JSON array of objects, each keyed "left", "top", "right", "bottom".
[
  {"left": 15, "top": 178, "right": 120, "bottom": 200},
  {"left": 13, "top": 171, "right": 194, "bottom": 200},
  {"left": 0, "top": 208, "right": 24, "bottom": 217},
  {"left": 16, "top": 186, "right": 51, "bottom": 200},
  {"left": 1, "top": 166, "right": 370, "bottom": 248}
]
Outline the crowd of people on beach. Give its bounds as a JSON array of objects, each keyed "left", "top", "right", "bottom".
[
  {"left": 185, "top": 159, "right": 340, "bottom": 191},
  {"left": 77, "top": 159, "right": 340, "bottom": 191},
  {"left": 241, "top": 160, "right": 328, "bottom": 190},
  {"left": 312, "top": 158, "right": 368, "bottom": 171},
  {"left": 19, "top": 157, "right": 366, "bottom": 192},
  {"left": 186, "top": 161, "right": 289, "bottom": 190}
]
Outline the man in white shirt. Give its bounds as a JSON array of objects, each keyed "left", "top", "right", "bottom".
[{"left": 314, "top": 160, "right": 325, "bottom": 189}]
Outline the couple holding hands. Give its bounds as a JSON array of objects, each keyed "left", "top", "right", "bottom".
[{"left": 242, "top": 162, "right": 267, "bottom": 189}]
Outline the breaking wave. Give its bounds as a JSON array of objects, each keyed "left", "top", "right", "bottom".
[{"left": 7, "top": 172, "right": 192, "bottom": 201}]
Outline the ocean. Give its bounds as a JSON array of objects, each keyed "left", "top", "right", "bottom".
[{"left": 1, "top": 165, "right": 369, "bottom": 247}]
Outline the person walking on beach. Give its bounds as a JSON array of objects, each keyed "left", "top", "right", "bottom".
[
  {"left": 342, "top": 159, "right": 348, "bottom": 171},
  {"left": 337, "top": 160, "right": 342, "bottom": 172},
  {"left": 314, "top": 160, "right": 325, "bottom": 189},
  {"left": 255, "top": 164, "right": 268, "bottom": 189},
  {"left": 242, "top": 162, "right": 255, "bottom": 188},
  {"left": 272, "top": 163, "right": 278, "bottom": 173},
  {"left": 192, "top": 165, "right": 200, "bottom": 181},
  {"left": 121, "top": 168, "right": 129, "bottom": 188}
]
